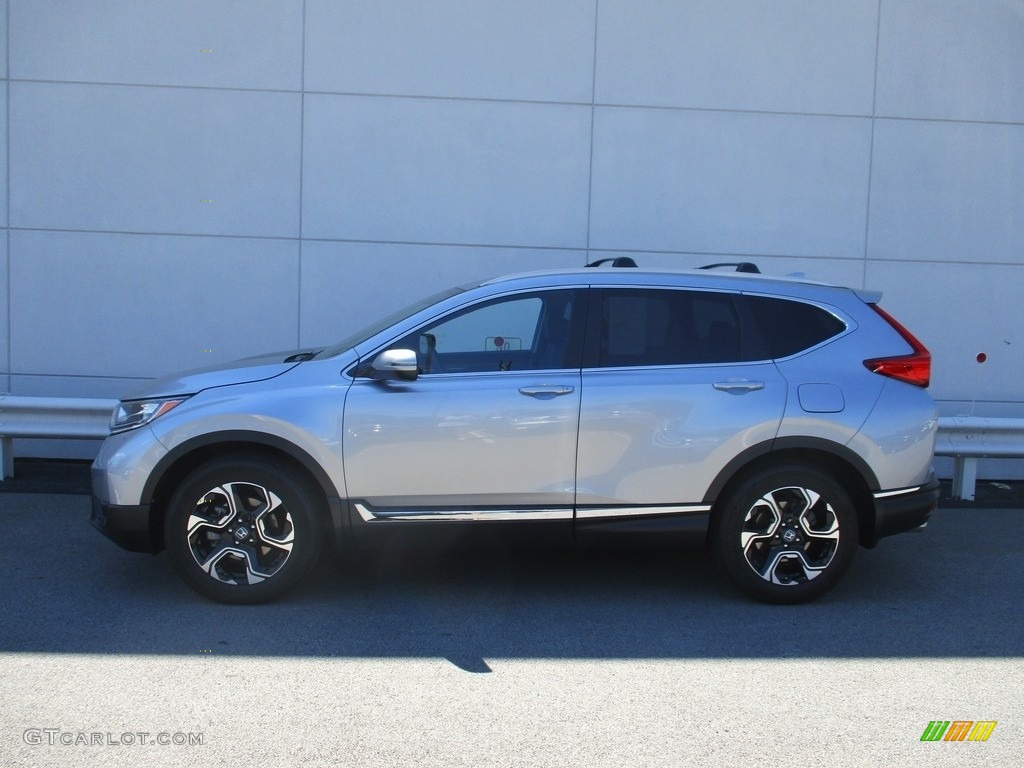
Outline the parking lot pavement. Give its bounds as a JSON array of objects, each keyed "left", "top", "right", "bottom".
[{"left": 1, "top": 491, "right": 1022, "bottom": 767}]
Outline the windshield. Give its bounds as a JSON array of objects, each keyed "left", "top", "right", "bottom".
[{"left": 314, "top": 286, "right": 467, "bottom": 359}]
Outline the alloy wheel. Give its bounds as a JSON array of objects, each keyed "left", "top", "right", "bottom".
[
  {"left": 739, "top": 485, "right": 840, "bottom": 585},
  {"left": 185, "top": 481, "right": 295, "bottom": 586}
]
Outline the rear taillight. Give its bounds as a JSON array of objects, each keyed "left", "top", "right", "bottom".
[{"left": 863, "top": 305, "right": 931, "bottom": 388}]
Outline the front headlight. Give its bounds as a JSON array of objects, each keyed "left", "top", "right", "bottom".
[{"left": 110, "top": 397, "right": 190, "bottom": 434}]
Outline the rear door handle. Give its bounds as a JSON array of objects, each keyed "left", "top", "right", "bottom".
[
  {"left": 713, "top": 380, "right": 765, "bottom": 393},
  {"left": 519, "top": 385, "right": 575, "bottom": 397}
]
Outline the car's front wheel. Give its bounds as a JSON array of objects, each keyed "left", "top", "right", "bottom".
[
  {"left": 713, "top": 464, "right": 858, "bottom": 604},
  {"left": 164, "top": 457, "right": 324, "bottom": 604}
]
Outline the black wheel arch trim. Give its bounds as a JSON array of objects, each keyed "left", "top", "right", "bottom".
[
  {"left": 702, "top": 436, "right": 881, "bottom": 505},
  {"left": 141, "top": 430, "right": 342, "bottom": 510}
]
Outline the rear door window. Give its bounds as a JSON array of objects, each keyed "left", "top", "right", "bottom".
[{"left": 586, "top": 288, "right": 743, "bottom": 367}]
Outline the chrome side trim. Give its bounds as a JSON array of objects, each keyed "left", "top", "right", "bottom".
[
  {"left": 575, "top": 504, "right": 712, "bottom": 520},
  {"left": 353, "top": 502, "right": 572, "bottom": 523},
  {"left": 873, "top": 485, "right": 924, "bottom": 500}
]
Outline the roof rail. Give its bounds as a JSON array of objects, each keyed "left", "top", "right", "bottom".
[
  {"left": 698, "top": 262, "right": 761, "bottom": 274},
  {"left": 585, "top": 257, "right": 638, "bottom": 268}
]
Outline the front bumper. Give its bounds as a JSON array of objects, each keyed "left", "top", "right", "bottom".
[
  {"left": 90, "top": 425, "right": 169, "bottom": 554},
  {"left": 90, "top": 495, "right": 160, "bottom": 554},
  {"left": 870, "top": 477, "right": 941, "bottom": 545}
]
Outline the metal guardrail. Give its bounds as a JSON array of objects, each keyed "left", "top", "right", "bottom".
[
  {"left": 0, "top": 395, "right": 117, "bottom": 479},
  {"left": 935, "top": 416, "right": 1024, "bottom": 501},
  {"left": 1, "top": 397, "right": 1022, "bottom": 500}
]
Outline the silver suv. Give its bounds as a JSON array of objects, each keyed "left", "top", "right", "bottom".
[{"left": 91, "top": 262, "right": 939, "bottom": 604}]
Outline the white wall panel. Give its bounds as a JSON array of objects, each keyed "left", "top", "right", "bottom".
[
  {"left": 10, "top": 83, "right": 302, "bottom": 237},
  {"left": 0, "top": 235, "right": 8, "bottom": 379},
  {"left": 305, "top": 0, "right": 595, "bottom": 102},
  {"left": 877, "top": 0, "right": 1024, "bottom": 123},
  {"left": 0, "top": 91, "right": 6, "bottom": 229},
  {"left": 302, "top": 95, "right": 591, "bottom": 248},
  {"left": 868, "top": 119, "right": 1024, "bottom": 263},
  {"left": 596, "top": 0, "right": 878, "bottom": 115},
  {"left": 0, "top": 0, "right": 7, "bottom": 80},
  {"left": 590, "top": 108, "right": 872, "bottom": 257},
  {"left": 10, "top": 374, "right": 148, "bottom": 400},
  {"left": 10, "top": 231, "right": 299, "bottom": 378},
  {"left": 299, "top": 241, "right": 587, "bottom": 347},
  {"left": 865, "top": 260, "right": 1024, "bottom": 409},
  {"left": 10, "top": 0, "right": 302, "bottom": 91}
]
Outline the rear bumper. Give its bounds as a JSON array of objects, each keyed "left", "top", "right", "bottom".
[
  {"left": 870, "top": 478, "right": 940, "bottom": 545},
  {"left": 90, "top": 495, "right": 160, "bottom": 554}
]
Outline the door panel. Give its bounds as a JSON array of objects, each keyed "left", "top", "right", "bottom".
[
  {"left": 341, "top": 288, "right": 583, "bottom": 532},
  {"left": 576, "top": 362, "right": 786, "bottom": 507},
  {"left": 343, "top": 371, "right": 581, "bottom": 511}
]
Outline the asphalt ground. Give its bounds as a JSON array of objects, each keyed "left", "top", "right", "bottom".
[{"left": 0, "top": 464, "right": 1022, "bottom": 767}]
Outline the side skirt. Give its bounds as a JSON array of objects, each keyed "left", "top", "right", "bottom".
[
  {"left": 342, "top": 500, "right": 713, "bottom": 551},
  {"left": 575, "top": 504, "right": 713, "bottom": 548},
  {"left": 345, "top": 500, "right": 575, "bottom": 550}
]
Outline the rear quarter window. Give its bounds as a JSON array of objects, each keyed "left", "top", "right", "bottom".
[{"left": 742, "top": 295, "right": 846, "bottom": 359}]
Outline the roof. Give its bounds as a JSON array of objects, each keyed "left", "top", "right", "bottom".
[{"left": 479, "top": 263, "right": 869, "bottom": 302}]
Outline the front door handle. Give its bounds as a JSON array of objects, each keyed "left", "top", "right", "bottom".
[
  {"left": 518, "top": 385, "right": 575, "bottom": 397},
  {"left": 713, "top": 380, "right": 765, "bottom": 393}
]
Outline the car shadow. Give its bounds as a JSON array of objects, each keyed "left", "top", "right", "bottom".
[{"left": 1, "top": 494, "right": 1021, "bottom": 672}]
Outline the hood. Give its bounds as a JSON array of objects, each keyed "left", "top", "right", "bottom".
[{"left": 119, "top": 349, "right": 319, "bottom": 400}]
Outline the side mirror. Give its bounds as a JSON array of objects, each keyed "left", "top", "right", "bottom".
[{"left": 370, "top": 349, "right": 418, "bottom": 381}]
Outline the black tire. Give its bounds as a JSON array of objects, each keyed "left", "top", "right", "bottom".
[
  {"left": 164, "top": 456, "right": 325, "bottom": 604},
  {"left": 713, "top": 464, "right": 858, "bottom": 604}
]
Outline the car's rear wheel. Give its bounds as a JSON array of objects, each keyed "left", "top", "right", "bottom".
[
  {"left": 164, "top": 457, "right": 324, "bottom": 604},
  {"left": 713, "top": 464, "right": 858, "bottom": 604}
]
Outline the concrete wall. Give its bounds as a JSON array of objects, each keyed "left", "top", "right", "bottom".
[{"left": 3, "top": 1, "right": 1024, "bottom": 471}]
